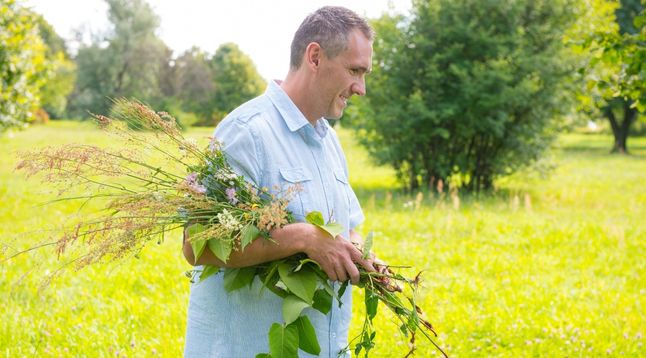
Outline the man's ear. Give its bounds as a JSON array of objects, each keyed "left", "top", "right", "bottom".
[{"left": 304, "top": 42, "right": 322, "bottom": 71}]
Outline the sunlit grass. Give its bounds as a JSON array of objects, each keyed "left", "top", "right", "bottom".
[{"left": 1, "top": 121, "right": 644, "bottom": 356}]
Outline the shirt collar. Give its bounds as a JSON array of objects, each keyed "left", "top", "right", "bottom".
[{"left": 266, "top": 80, "right": 329, "bottom": 140}]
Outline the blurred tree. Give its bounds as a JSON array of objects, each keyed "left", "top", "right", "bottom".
[
  {"left": 572, "top": 0, "right": 645, "bottom": 153},
  {"left": 209, "top": 43, "right": 265, "bottom": 123},
  {"left": 67, "top": 0, "right": 171, "bottom": 118},
  {"left": 33, "top": 13, "right": 76, "bottom": 119},
  {"left": 345, "top": 0, "right": 575, "bottom": 192},
  {"left": 0, "top": 0, "right": 48, "bottom": 131},
  {"left": 173, "top": 47, "right": 216, "bottom": 120}
]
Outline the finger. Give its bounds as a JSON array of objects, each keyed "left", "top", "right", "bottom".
[
  {"left": 346, "top": 261, "right": 361, "bottom": 284},
  {"left": 349, "top": 246, "right": 376, "bottom": 273},
  {"left": 356, "top": 256, "right": 376, "bottom": 273},
  {"left": 335, "top": 264, "right": 347, "bottom": 282},
  {"left": 320, "top": 263, "right": 337, "bottom": 282}
]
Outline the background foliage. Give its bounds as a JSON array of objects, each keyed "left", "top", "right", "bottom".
[
  {"left": 569, "top": 0, "right": 645, "bottom": 154},
  {"left": 41, "top": 0, "right": 264, "bottom": 127},
  {"left": 0, "top": 0, "right": 49, "bottom": 131}
]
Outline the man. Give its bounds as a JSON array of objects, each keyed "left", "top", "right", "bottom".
[{"left": 183, "top": 6, "right": 376, "bottom": 357}]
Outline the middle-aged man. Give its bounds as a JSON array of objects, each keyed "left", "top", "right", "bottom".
[{"left": 183, "top": 6, "right": 377, "bottom": 357}]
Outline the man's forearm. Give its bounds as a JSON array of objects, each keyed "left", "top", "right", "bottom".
[
  {"left": 183, "top": 222, "right": 317, "bottom": 268},
  {"left": 183, "top": 223, "right": 375, "bottom": 283}
]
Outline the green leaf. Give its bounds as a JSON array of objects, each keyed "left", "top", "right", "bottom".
[
  {"left": 277, "top": 263, "right": 318, "bottom": 304},
  {"left": 320, "top": 279, "right": 337, "bottom": 299},
  {"left": 207, "top": 238, "right": 232, "bottom": 263},
  {"left": 282, "top": 294, "right": 311, "bottom": 324},
  {"left": 268, "top": 323, "right": 299, "bottom": 358},
  {"left": 365, "top": 290, "right": 379, "bottom": 319},
  {"left": 362, "top": 231, "right": 374, "bottom": 260},
  {"left": 292, "top": 316, "right": 321, "bottom": 355},
  {"left": 312, "top": 289, "right": 333, "bottom": 315},
  {"left": 199, "top": 265, "right": 220, "bottom": 282},
  {"left": 255, "top": 354, "right": 271, "bottom": 358},
  {"left": 319, "top": 222, "right": 344, "bottom": 238},
  {"left": 223, "top": 267, "right": 257, "bottom": 292},
  {"left": 337, "top": 281, "right": 349, "bottom": 307},
  {"left": 306, "top": 211, "right": 345, "bottom": 239},
  {"left": 400, "top": 323, "right": 409, "bottom": 336},
  {"left": 634, "top": 14, "right": 646, "bottom": 28},
  {"left": 240, "top": 224, "right": 260, "bottom": 251},
  {"left": 305, "top": 211, "right": 325, "bottom": 226},
  {"left": 190, "top": 240, "right": 206, "bottom": 264},
  {"left": 187, "top": 223, "right": 207, "bottom": 263},
  {"left": 294, "top": 258, "right": 320, "bottom": 272}
]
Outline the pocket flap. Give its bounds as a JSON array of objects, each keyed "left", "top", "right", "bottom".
[
  {"left": 333, "top": 169, "right": 348, "bottom": 184},
  {"left": 279, "top": 167, "right": 312, "bottom": 183}
]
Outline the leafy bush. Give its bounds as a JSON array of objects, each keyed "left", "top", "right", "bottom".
[{"left": 346, "top": 0, "right": 576, "bottom": 191}]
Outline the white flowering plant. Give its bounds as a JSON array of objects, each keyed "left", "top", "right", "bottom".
[{"left": 13, "top": 99, "right": 446, "bottom": 358}]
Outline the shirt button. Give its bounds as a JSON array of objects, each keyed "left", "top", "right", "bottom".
[{"left": 331, "top": 333, "right": 336, "bottom": 338}]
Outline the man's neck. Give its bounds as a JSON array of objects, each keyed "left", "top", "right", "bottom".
[{"left": 280, "top": 71, "right": 320, "bottom": 126}]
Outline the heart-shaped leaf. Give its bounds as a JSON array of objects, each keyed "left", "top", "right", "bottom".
[
  {"left": 223, "top": 267, "right": 256, "bottom": 292},
  {"left": 293, "top": 316, "right": 321, "bottom": 355},
  {"left": 199, "top": 265, "right": 220, "bottom": 282},
  {"left": 268, "top": 323, "right": 299, "bottom": 358},
  {"left": 240, "top": 224, "right": 260, "bottom": 251},
  {"left": 278, "top": 263, "right": 317, "bottom": 304},
  {"left": 312, "top": 289, "right": 333, "bottom": 315},
  {"left": 208, "top": 238, "right": 232, "bottom": 263},
  {"left": 305, "top": 211, "right": 324, "bottom": 226},
  {"left": 282, "top": 294, "right": 310, "bottom": 324},
  {"left": 187, "top": 223, "right": 207, "bottom": 263}
]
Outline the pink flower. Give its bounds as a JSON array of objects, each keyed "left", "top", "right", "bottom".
[
  {"left": 225, "top": 187, "right": 238, "bottom": 205},
  {"left": 185, "top": 173, "right": 207, "bottom": 195}
]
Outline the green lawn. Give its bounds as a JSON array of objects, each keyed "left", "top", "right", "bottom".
[{"left": 1, "top": 121, "right": 644, "bottom": 357}]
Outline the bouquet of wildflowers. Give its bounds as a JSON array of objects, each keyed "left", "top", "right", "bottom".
[{"left": 13, "top": 99, "right": 446, "bottom": 357}]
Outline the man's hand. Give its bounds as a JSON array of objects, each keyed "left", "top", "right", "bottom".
[{"left": 303, "top": 226, "right": 375, "bottom": 284}]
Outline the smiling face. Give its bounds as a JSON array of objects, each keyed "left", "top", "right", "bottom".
[{"left": 316, "top": 28, "right": 373, "bottom": 120}]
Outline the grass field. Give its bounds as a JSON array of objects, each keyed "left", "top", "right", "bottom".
[{"left": 1, "top": 121, "right": 644, "bottom": 357}]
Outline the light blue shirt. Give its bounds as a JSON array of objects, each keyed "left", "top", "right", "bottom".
[{"left": 184, "top": 81, "right": 364, "bottom": 357}]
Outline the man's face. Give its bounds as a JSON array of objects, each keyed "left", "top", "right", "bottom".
[{"left": 317, "top": 29, "right": 372, "bottom": 120}]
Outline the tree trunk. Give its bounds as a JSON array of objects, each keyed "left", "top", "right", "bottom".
[
  {"left": 408, "top": 165, "right": 419, "bottom": 191},
  {"left": 605, "top": 99, "right": 637, "bottom": 154}
]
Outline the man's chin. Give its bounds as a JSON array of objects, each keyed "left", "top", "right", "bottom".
[{"left": 323, "top": 111, "right": 344, "bottom": 121}]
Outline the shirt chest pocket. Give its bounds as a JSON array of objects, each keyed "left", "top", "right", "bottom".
[{"left": 279, "top": 167, "right": 312, "bottom": 221}]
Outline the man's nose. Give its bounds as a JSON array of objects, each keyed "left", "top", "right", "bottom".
[{"left": 351, "top": 78, "right": 366, "bottom": 96}]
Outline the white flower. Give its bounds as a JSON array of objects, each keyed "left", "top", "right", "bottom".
[
  {"left": 208, "top": 139, "right": 222, "bottom": 153},
  {"left": 185, "top": 137, "right": 198, "bottom": 148},
  {"left": 216, "top": 209, "right": 242, "bottom": 232},
  {"left": 214, "top": 170, "right": 238, "bottom": 182}
]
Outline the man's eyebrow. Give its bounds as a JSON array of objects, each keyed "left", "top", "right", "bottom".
[{"left": 352, "top": 66, "right": 372, "bottom": 74}]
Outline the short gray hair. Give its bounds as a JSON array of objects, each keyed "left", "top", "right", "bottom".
[{"left": 290, "top": 6, "right": 374, "bottom": 70}]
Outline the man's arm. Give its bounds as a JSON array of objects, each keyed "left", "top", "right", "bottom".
[{"left": 183, "top": 223, "right": 375, "bottom": 283}]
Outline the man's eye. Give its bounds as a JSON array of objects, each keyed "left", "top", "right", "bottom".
[{"left": 349, "top": 69, "right": 359, "bottom": 75}]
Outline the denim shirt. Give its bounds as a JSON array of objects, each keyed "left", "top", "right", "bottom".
[{"left": 184, "top": 81, "right": 364, "bottom": 357}]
